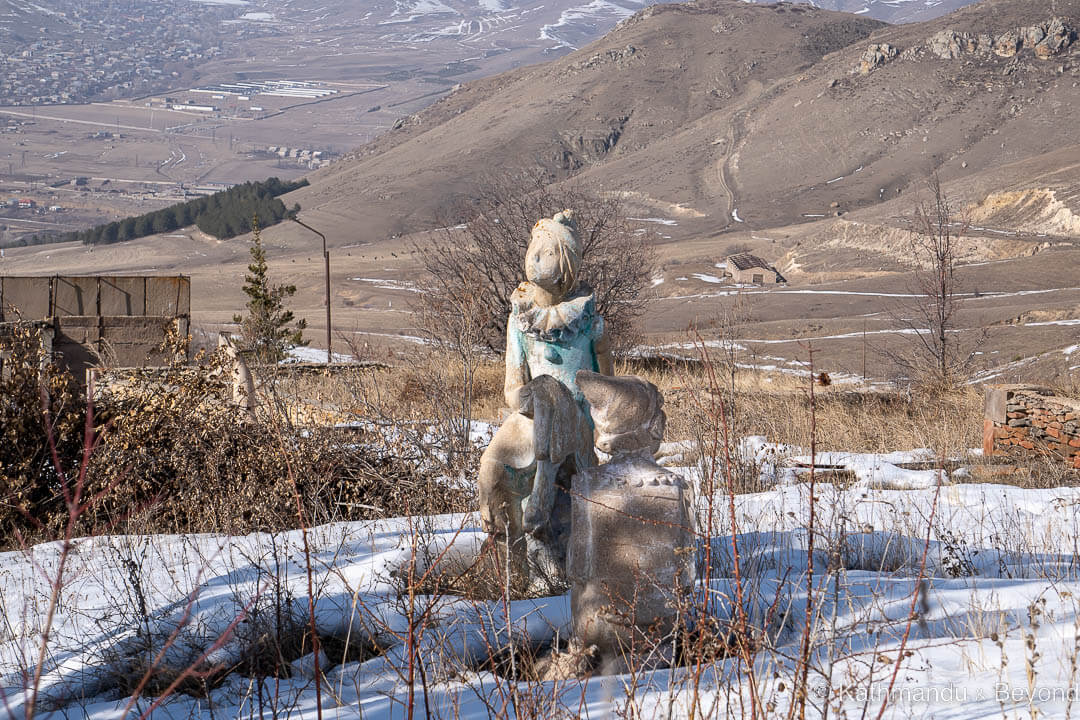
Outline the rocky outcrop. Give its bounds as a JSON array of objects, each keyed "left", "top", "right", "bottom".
[
  {"left": 554, "top": 116, "right": 628, "bottom": 170},
  {"left": 862, "top": 18, "right": 1076, "bottom": 72},
  {"left": 936, "top": 19, "right": 1076, "bottom": 59},
  {"left": 857, "top": 43, "right": 898, "bottom": 74},
  {"left": 927, "top": 30, "right": 992, "bottom": 59},
  {"left": 568, "top": 44, "right": 638, "bottom": 74},
  {"left": 1035, "top": 18, "right": 1075, "bottom": 58},
  {"left": 993, "top": 29, "right": 1022, "bottom": 57}
]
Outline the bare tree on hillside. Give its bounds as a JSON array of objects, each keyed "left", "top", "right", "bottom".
[
  {"left": 890, "top": 175, "right": 983, "bottom": 387},
  {"left": 413, "top": 266, "right": 492, "bottom": 463},
  {"left": 414, "top": 172, "right": 658, "bottom": 354}
]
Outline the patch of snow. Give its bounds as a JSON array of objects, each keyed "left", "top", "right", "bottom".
[
  {"left": 381, "top": 0, "right": 458, "bottom": 24},
  {"left": 731, "top": 208, "right": 744, "bottom": 222},
  {"left": 691, "top": 273, "right": 724, "bottom": 284},
  {"left": 629, "top": 217, "right": 678, "bottom": 226},
  {"left": 283, "top": 346, "right": 354, "bottom": 363},
  {"left": 350, "top": 277, "right": 421, "bottom": 293},
  {"left": 539, "top": 0, "right": 638, "bottom": 50},
  {"left": 1025, "top": 319, "right": 1080, "bottom": 327},
  {"left": 789, "top": 449, "right": 945, "bottom": 490}
]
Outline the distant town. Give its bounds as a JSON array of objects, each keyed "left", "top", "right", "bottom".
[{"left": 0, "top": 0, "right": 279, "bottom": 106}]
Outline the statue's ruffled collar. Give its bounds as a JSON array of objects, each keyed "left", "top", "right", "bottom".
[{"left": 511, "top": 284, "right": 596, "bottom": 343}]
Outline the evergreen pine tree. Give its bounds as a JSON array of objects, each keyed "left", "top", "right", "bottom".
[{"left": 232, "top": 218, "right": 307, "bottom": 363}]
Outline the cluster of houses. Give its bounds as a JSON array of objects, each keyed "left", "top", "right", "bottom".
[
  {"left": 2, "top": 198, "right": 63, "bottom": 213},
  {"left": 265, "top": 146, "right": 335, "bottom": 170},
  {"left": 0, "top": 0, "right": 293, "bottom": 106}
]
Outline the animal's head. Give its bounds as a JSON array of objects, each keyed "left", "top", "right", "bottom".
[
  {"left": 576, "top": 370, "right": 666, "bottom": 456},
  {"left": 525, "top": 210, "right": 581, "bottom": 299}
]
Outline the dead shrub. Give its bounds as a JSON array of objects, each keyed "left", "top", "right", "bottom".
[
  {"left": 0, "top": 323, "right": 87, "bottom": 545},
  {"left": 1, "top": 330, "right": 473, "bottom": 549}
]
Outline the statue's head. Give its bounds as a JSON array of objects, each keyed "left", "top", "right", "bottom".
[
  {"left": 576, "top": 370, "right": 666, "bottom": 456},
  {"left": 526, "top": 210, "right": 581, "bottom": 299}
]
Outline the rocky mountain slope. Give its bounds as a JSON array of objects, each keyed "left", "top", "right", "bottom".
[
  {"left": 284, "top": 0, "right": 1079, "bottom": 249},
  {"left": 288, "top": 0, "right": 887, "bottom": 240}
]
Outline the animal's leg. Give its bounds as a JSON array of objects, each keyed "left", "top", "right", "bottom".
[
  {"left": 478, "top": 458, "right": 529, "bottom": 590},
  {"left": 478, "top": 458, "right": 522, "bottom": 539},
  {"left": 523, "top": 459, "right": 558, "bottom": 537}
]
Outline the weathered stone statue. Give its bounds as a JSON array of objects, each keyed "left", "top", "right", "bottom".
[
  {"left": 217, "top": 333, "right": 257, "bottom": 421},
  {"left": 568, "top": 370, "right": 696, "bottom": 672},
  {"left": 478, "top": 210, "right": 612, "bottom": 587}
]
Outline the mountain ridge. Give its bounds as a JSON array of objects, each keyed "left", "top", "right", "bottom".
[{"left": 284, "top": 0, "right": 1079, "bottom": 248}]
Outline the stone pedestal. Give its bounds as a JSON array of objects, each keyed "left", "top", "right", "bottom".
[{"left": 567, "top": 454, "right": 695, "bottom": 671}]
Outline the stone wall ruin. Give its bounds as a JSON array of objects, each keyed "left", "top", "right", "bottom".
[{"left": 983, "top": 384, "right": 1080, "bottom": 469}]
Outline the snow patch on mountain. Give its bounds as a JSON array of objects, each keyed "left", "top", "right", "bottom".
[{"left": 539, "top": 0, "right": 644, "bottom": 50}]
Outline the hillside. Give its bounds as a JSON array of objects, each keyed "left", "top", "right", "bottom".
[
  {"left": 288, "top": 0, "right": 888, "bottom": 241},
  {"left": 285, "top": 0, "right": 1080, "bottom": 247}
]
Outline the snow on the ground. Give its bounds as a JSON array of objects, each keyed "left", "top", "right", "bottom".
[
  {"left": 7, "top": 437, "right": 1080, "bottom": 718},
  {"left": 284, "top": 346, "right": 355, "bottom": 363},
  {"left": 349, "top": 277, "right": 421, "bottom": 293},
  {"left": 538, "top": 0, "right": 640, "bottom": 50},
  {"left": 691, "top": 273, "right": 724, "bottom": 284},
  {"left": 628, "top": 217, "right": 678, "bottom": 226}
]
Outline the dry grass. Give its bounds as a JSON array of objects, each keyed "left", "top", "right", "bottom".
[
  {"left": 617, "top": 358, "right": 985, "bottom": 453},
  {"left": 297, "top": 351, "right": 985, "bottom": 455}
]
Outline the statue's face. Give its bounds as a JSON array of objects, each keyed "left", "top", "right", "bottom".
[{"left": 525, "top": 236, "right": 566, "bottom": 296}]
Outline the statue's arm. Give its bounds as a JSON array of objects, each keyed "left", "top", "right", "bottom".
[{"left": 504, "top": 323, "right": 529, "bottom": 411}]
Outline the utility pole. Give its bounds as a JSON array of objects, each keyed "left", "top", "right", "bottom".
[
  {"left": 290, "top": 215, "right": 332, "bottom": 364},
  {"left": 862, "top": 319, "right": 867, "bottom": 383}
]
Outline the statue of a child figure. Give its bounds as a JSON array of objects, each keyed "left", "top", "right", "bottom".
[{"left": 478, "top": 210, "right": 612, "bottom": 587}]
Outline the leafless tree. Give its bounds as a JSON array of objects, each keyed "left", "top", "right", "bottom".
[
  {"left": 891, "top": 175, "right": 982, "bottom": 387},
  {"left": 415, "top": 171, "right": 658, "bottom": 353},
  {"left": 412, "top": 266, "right": 492, "bottom": 463}
]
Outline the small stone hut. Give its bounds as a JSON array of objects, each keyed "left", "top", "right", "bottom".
[{"left": 726, "top": 253, "right": 786, "bottom": 285}]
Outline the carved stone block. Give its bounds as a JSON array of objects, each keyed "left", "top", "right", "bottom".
[{"left": 568, "top": 456, "right": 695, "bottom": 670}]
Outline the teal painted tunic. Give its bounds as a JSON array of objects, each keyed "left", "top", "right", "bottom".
[{"left": 506, "top": 285, "right": 604, "bottom": 419}]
